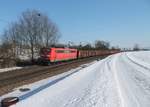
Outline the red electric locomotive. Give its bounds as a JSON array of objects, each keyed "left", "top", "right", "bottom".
[{"left": 40, "top": 48, "right": 77, "bottom": 64}]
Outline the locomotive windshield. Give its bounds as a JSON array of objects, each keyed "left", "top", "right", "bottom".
[{"left": 40, "top": 48, "right": 51, "bottom": 54}]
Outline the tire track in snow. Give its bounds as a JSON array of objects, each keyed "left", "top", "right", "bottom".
[
  {"left": 117, "top": 53, "right": 143, "bottom": 107},
  {"left": 110, "top": 54, "right": 126, "bottom": 107}
]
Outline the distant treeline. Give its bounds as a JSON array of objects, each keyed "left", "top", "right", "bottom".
[{"left": 53, "top": 40, "right": 120, "bottom": 51}]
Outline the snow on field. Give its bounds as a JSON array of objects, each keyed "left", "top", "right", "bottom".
[
  {"left": 127, "top": 51, "right": 150, "bottom": 64},
  {"left": 2, "top": 51, "right": 150, "bottom": 107},
  {"left": 0, "top": 67, "right": 22, "bottom": 73}
]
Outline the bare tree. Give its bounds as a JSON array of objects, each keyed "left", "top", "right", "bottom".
[
  {"left": 0, "top": 42, "right": 16, "bottom": 68},
  {"left": 133, "top": 44, "right": 140, "bottom": 51},
  {"left": 81, "top": 43, "right": 92, "bottom": 50},
  {"left": 40, "top": 15, "right": 60, "bottom": 47},
  {"left": 1, "top": 9, "right": 60, "bottom": 62},
  {"left": 94, "top": 40, "right": 110, "bottom": 50}
]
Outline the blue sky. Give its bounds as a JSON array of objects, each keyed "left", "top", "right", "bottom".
[{"left": 0, "top": 0, "right": 150, "bottom": 48}]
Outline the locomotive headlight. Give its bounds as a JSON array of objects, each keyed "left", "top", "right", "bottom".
[{"left": 46, "top": 55, "right": 50, "bottom": 57}]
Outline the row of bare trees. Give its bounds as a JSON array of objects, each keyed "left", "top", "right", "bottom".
[
  {"left": 56, "top": 40, "right": 118, "bottom": 50},
  {"left": 77, "top": 40, "right": 110, "bottom": 50},
  {"left": 0, "top": 9, "right": 60, "bottom": 65}
]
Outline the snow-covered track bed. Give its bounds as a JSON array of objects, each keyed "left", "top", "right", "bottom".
[{"left": 0, "top": 57, "right": 102, "bottom": 96}]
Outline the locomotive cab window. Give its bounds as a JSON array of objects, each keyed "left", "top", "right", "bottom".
[{"left": 40, "top": 48, "right": 51, "bottom": 54}]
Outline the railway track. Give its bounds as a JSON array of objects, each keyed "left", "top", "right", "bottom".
[{"left": 0, "top": 56, "right": 105, "bottom": 96}]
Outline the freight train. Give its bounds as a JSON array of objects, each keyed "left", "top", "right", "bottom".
[{"left": 39, "top": 47, "right": 119, "bottom": 65}]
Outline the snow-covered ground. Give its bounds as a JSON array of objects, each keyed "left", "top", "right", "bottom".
[
  {"left": 0, "top": 67, "right": 22, "bottom": 73},
  {"left": 1, "top": 51, "right": 150, "bottom": 107},
  {"left": 0, "top": 61, "right": 97, "bottom": 106}
]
